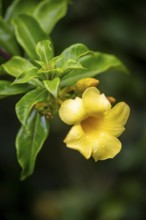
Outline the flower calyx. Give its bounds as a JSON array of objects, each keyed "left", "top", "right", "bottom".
[{"left": 34, "top": 96, "right": 59, "bottom": 120}]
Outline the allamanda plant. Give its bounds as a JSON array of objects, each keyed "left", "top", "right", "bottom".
[{"left": 0, "top": 0, "right": 130, "bottom": 180}]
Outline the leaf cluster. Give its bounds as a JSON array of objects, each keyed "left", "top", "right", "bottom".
[{"left": 0, "top": 0, "right": 127, "bottom": 179}]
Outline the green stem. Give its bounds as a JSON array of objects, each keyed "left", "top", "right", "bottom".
[
  {"left": 29, "top": 78, "right": 44, "bottom": 88},
  {"left": 0, "top": 48, "right": 11, "bottom": 60}
]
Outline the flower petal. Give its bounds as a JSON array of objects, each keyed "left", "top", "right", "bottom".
[
  {"left": 102, "top": 102, "right": 130, "bottom": 137},
  {"left": 92, "top": 133, "right": 122, "bottom": 161},
  {"left": 82, "top": 87, "right": 111, "bottom": 115},
  {"left": 64, "top": 125, "right": 92, "bottom": 159},
  {"left": 59, "top": 97, "right": 86, "bottom": 125}
]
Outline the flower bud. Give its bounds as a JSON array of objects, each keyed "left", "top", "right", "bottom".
[
  {"left": 75, "top": 78, "right": 99, "bottom": 93},
  {"left": 107, "top": 96, "right": 116, "bottom": 103}
]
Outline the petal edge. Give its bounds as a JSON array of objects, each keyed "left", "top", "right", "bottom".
[
  {"left": 92, "top": 133, "right": 122, "bottom": 161},
  {"left": 64, "top": 125, "right": 92, "bottom": 159}
]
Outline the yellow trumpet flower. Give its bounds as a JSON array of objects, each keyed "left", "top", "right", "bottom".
[{"left": 59, "top": 87, "right": 130, "bottom": 161}]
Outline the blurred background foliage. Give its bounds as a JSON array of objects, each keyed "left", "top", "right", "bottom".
[{"left": 0, "top": 0, "right": 146, "bottom": 219}]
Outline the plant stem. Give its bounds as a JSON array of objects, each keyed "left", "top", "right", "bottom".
[{"left": 0, "top": 48, "right": 11, "bottom": 60}]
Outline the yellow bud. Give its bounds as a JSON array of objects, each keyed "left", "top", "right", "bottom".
[
  {"left": 75, "top": 78, "right": 99, "bottom": 93},
  {"left": 107, "top": 96, "right": 116, "bottom": 103}
]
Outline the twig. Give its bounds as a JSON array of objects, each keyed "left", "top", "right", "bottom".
[{"left": 0, "top": 48, "right": 11, "bottom": 60}]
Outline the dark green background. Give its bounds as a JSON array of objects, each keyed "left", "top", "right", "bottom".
[{"left": 0, "top": 0, "right": 146, "bottom": 219}]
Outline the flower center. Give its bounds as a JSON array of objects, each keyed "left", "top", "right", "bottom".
[{"left": 81, "top": 116, "right": 103, "bottom": 137}]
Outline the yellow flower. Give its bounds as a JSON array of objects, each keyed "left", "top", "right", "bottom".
[{"left": 59, "top": 87, "right": 130, "bottom": 161}]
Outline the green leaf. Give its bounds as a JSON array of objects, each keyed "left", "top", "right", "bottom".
[
  {"left": 36, "top": 40, "right": 54, "bottom": 63},
  {"left": 2, "top": 56, "right": 35, "bottom": 77},
  {"left": 33, "top": 0, "right": 68, "bottom": 34},
  {"left": 43, "top": 77, "right": 60, "bottom": 98},
  {"left": 0, "top": 80, "right": 33, "bottom": 99},
  {"left": 60, "top": 59, "right": 85, "bottom": 76},
  {"left": 0, "top": 80, "right": 32, "bottom": 97},
  {"left": 16, "top": 88, "right": 48, "bottom": 126},
  {"left": 0, "top": 17, "right": 20, "bottom": 55},
  {"left": 36, "top": 43, "right": 90, "bottom": 77},
  {"left": 58, "top": 43, "right": 90, "bottom": 61},
  {"left": 55, "top": 43, "right": 90, "bottom": 75},
  {"left": 12, "top": 14, "right": 48, "bottom": 60},
  {"left": 12, "top": 67, "right": 39, "bottom": 85},
  {"left": 16, "top": 110, "right": 49, "bottom": 180},
  {"left": 5, "top": 0, "right": 39, "bottom": 21},
  {"left": 55, "top": 43, "right": 90, "bottom": 67},
  {"left": 61, "top": 52, "right": 128, "bottom": 86}
]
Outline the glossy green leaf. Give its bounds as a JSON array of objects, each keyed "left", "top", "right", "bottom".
[
  {"left": 54, "top": 43, "right": 90, "bottom": 75},
  {"left": 12, "top": 67, "right": 39, "bottom": 85},
  {"left": 12, "top": 14, "right": 48, "bottom": 60},
  {"left": 58, "top": 43, "right": 90, "bottom": 61},
  {"left": 33, "top": 0, "right": 68, "bottom": 34},
  {"left": 0, "top": 80, "right": 32, "bottom": 99},
  {"left": 43, "top": 77, "right": 60, "bottom": 98},
  {"left": 61, "top": 52, "right": 128, "bottom": 86},
  {"left": 60, "top": 59, "right": 85, "bottom": 76},
  {"left": 16, "top": 88, "right": 48, "bottom": 126},
  {"left": 2, "top": 56, "right": 35, "bottom": 77},
  {"left": 0, "top": 17, "right": 20, "bottom": 55},
  {"left": 36, "top": 40, "right": 54, "bottom": 63},
  {"left": 5, "top": 0, "right": 39, "bottom": 21},
  {"left": 16, "top": 110, "right": 49, "bottom": 180},
  {"left": 55, "top": 43, "right": 90, "bottom": 68}
]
